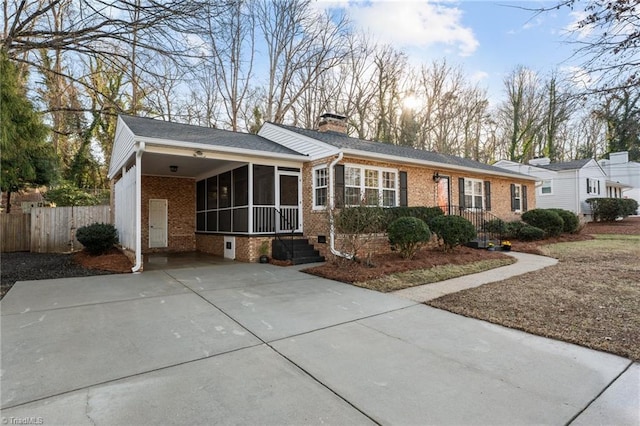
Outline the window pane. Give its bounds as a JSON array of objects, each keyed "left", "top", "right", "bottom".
[
  {"left": 207, "top": 176, "right": 218, "bottom": 209},
  {"left": 465, "top": 180, "right": 473, "bottom": 194},
  {"left": 364, "top": 188, "right": 378, "bottom": 205},
  {"left": 219, "top": 209, "right": 231, "bottom": 232},
  {"left": 383, "top": 172, "right": 396, "bottom": 189},
  {"left": 345, "top": 187, "right": 360, "bottom": 205},
  {"left": 383, "top": 190, "right": 396, "bottom": 207},
  {"left": 315, "top": 168, "right": 328, "bottom": 187},
  {"left": 514, "top": 185, "right": 521, "bottom": 198},
  {"left": 233, "top": 207, "right": 248, "bottom": 232},
  {"left": 345, "top": 167, "right": 360, "bottom": 186},
  {"left": 196, "top": 212, "right": 205, "bottom": 231},
  {"left": 206, "top": 211, "right": 217, "bottom": 232},
  {"left": 475, "top": 195, "right": 483, "bottom": 208},
  {"left": 514, "top": 199, "right": 521, "bottom": 211},
  {"left": 233, "top": 166, "right": 248, "bottom": 207},
  {"left": 219, "top": 172, "right": 231, "bottom": 208},
  {"left": 315, "top": 187, "right": 327, "bottom": 207},
  {"left": 465, "top": 194, "right": 473, "bottom": 208},
  {"left": 364, "top": 169, "right": 378, "bottom": 187},
  {"left": 196, "top": 180, "right": 206, "bottom": 211},
  {"left": 473, "top": 181, "right": 482, "bottom": 195},
  {"left": 253, "top": 165, "right": 275, "bottom": 205}
]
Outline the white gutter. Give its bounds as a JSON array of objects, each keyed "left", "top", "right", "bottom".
[
  {"left": 340, "top": 149, "right": 537, "bottom": 181},
  {"left": 328, "top": 152, "right": 352, "bottom": 259},
  {"left": 132, "top": 141, "right": 145, "bottom": 272}
]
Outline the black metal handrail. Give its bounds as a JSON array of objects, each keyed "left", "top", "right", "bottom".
[
  {"left": 448, "top": 205, "right": 504, "bottom": 247},
  {"left": 273, "top": 207, "right": 296, "bottom": 260}
]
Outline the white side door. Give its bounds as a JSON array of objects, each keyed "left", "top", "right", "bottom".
[{"left": 149, "top": 199, "right": 168, "bottom": 248}]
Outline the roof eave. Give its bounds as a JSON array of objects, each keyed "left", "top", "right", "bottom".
[{"left": 340, "top": 149, "right": 537, "bottom": 181}]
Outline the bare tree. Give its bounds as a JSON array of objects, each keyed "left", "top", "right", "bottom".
[
  {"left": 255, "top": 0, "right": 350, "bottom": 123},
  {"left": 498, "top": 66, "right": 545, "bottom": 162}
]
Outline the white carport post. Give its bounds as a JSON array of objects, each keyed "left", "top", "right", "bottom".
[{"left": 132, "top": 142, "right": 145, "bottom": 272}]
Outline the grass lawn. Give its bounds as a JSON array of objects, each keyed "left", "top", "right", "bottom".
[{"left": 428, "top": 234, "right": 640, "bottom": 361}]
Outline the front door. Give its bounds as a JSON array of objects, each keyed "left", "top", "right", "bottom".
[
  {"left": 276, "top": 171, "right": 302, "bottom": 232},
  {"left": 437, "top": 176, "right": 451, "bottom": 214},
  {"left": 149, "top": 199, "right": 168, "bottom": 248}
]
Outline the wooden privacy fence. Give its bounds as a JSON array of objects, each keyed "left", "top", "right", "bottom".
[
  {"left": 30, "top": 206, "right": 111, "bottom": 253},
  {"left": 1, "top": 214, "right": 31, "bottom": 252}
]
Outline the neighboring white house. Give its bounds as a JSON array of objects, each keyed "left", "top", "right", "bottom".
[
  {"left": 598, "top": 151, "right": 640, "bottom": 214},
  {"left": 494, "top": 157, "right": 608, "bottom": 220}
]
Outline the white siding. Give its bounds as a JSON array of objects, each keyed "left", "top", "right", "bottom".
[
  {"left": 536, "top": 170, "right": 579, "bottom": 212},
  {"left": 115, "top": 165, "right": 136, "bottom": 250},
  {"left": 258, "top": 123, "right": 338, "bottom": 160},
  {"left": 108, "top": 117, "right": 136, "bottom": 179},
  {"left": 577, "top": 159, "right": 608, "bottom": 216}
]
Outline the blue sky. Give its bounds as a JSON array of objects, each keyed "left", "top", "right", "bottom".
[{"left": 315, "top": 0, "right": 587, "bottom": 103}]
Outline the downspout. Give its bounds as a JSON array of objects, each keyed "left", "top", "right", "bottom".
[
  {"left": 328, "top": 152, "right": 352, "bottom": 259},
  {"left": 132, "top": 141, "right": 145, "bottom": 272}
]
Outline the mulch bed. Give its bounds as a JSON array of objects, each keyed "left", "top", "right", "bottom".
[
  {"left": 305, "top": 246, "right": 511, "bottom": 283},
  {"left": 1, "top": 248, "right": 132, "bottom": 300}
]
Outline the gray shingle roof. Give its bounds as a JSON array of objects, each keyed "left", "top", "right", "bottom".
[
  {"left": 121, "top": 115, "right": 305, "bottom": 156},
  {"left": 273, "top": 123, "right": 524, "bottom": 176},
  {"left": 537, "top": 159, "right": 591, "bottom": 171}
]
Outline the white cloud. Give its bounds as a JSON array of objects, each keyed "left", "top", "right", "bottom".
[
  {"left": 318, "top": 0, "right": 479, "bottom": 57},
  {"left": 565, "top": 11, "right": 592, "bottom": 40},
  {"left": 561, "top": 65, "right": 593, "bottom": 89},
  {"left": 470, "top": 70, "right": 489, "bottom": 83}
]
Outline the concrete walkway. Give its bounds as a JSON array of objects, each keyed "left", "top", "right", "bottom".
[
  {"left": 1, "top": 261, "right": 637, "bottom": 425},
  {"left": 393, "top": 251, "right": 559, "bottom": 302}
]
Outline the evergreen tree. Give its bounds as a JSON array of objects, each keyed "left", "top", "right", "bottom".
[{"left": 0, "top": 53, "right": 57, "bottom": 213}]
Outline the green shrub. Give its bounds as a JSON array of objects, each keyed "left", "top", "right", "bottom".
[
  {"left": 384, "top": 206, "right": 444, "bottom": 230},
  {"left": 504, "top": 221, "right": 525, "bottom": 239},
  {"left": 76, "top": 223, "right": 118, "bottom": 255},
  {"left": 620, "top": 198, "right": 639, "bottom": 217},
  {"left": 484, "top": 218, "right": 507, "bottom": 235},
  {"left": 522, "top": 209, "right": 564, "bottom": 237},
  {"left": 429, "top": 216, "right": 477, "bottom": 251},
  {"left": 335, "top": 206, "right": 386, "bottom": 234},
  {"left": 548, "top": 208, "right": 580, "bottom": 233},
  {"left": 387, "top": 217, "right": 431, "bottom": 259},
  {"left": 517, "top": 224, "right": 545, "bottom": 241},
  {"left": 45, "top": 181, "right": 103, "bottom": 206},
  {"left": 586, "top": 198, "right": 639, "bottom": 222}
]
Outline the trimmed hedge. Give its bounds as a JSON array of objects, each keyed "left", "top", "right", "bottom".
[
  {"left": 384, "top": 206, "right": 444, "bottom": 229},
  {"left": 430, "top": 215, "right": 477, "bottom": 251},
  {"left": 548, "top": 208, "right": 580, "bottom": 233},
  {"left": 335, "top": 206, "right": 386, "bottom": 234},
  {"left": 522, "top": 209, "right": 564, "bottom": 237},
  {"left": 484, "top": 218, "right": 508, "bottom": 235},
  {"left": 76, "top": 223, "right": 118, "bottom": 255},
  {"left": 518, "top": 224, "right": 545, "bottom": 241},
  {"left": 388, "top": 217, "right": 431, "bottom": 259},
  {"left": 587, "top": 198, "right": 639, "bottom": 221}
]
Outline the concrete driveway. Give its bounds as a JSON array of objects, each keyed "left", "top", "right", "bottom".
[{"left": 1, "top": 263, "right": 637, "bottom": 425}]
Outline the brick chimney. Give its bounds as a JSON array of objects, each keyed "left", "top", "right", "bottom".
[{"left": 317, "top": 113, "right": 347, "bottom": 134}]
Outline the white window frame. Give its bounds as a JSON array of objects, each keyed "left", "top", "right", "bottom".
[
  {"left": 540, "top": 179, "right": 552, "bottom": 195},
  {"left": 464, "top": 178, "right": 484, "bottom": 210},
  {"left": 513, "top": 183, "right": 522, "bottom": 212},
  {"left": 587, "top": 178, "right": 600, "bottom": 195},
  {"left": 344, "top": 164, "right": 398, "bottom": 207},
  {"left": 312, "top": 166, "right": 329, "bottom": 210}
]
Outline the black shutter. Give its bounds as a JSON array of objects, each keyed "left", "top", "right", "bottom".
[
  {"left": 484, "top": 181, "right": 491, "bottom": 211},
  {"left": 522, "top": 185, "right": 528, "bottom": 211},
  {"left": 399, "top": 171, "right": 408, "bottom": 207},
  {"left": 510, "top": 184, "right": 516, "bottom": 211},
  {"left": 586, "top": 178, "right": 590, "bottom": 194},
  {"left": 458, "top": 178, "right": 465, "bottom": 208},
  {"left": 597, "top": 180, "right": 600, "bottom": 194},
  {"left": 334, "top": 164, "right": 344, "bottom": 208}
]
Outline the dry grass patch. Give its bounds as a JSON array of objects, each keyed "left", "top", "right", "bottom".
[
  {"left": 354, "top": 258, "right": 516, "bottom": 292},
  {"left": 429, "top": 234, "right": 640, "bottom": 361}
]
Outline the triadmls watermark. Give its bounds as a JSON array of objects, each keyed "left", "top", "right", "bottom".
[{"left": 1, "top": 417, "right": 44, "bottom": 425}]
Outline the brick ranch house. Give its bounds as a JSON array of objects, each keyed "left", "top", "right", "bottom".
[{"left": 109, "top": 114, "right": 536, "bottom": 271}]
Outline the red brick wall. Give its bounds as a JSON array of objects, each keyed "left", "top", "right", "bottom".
[
  {"left": 196, "top": 234, "right": 273, "bottom": 262},
  {"left": 301, "top": 156, "right": 536, "bottom": 256},
  {"left": 141, "top": 176, "right": 196, "bottom": 253}
]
